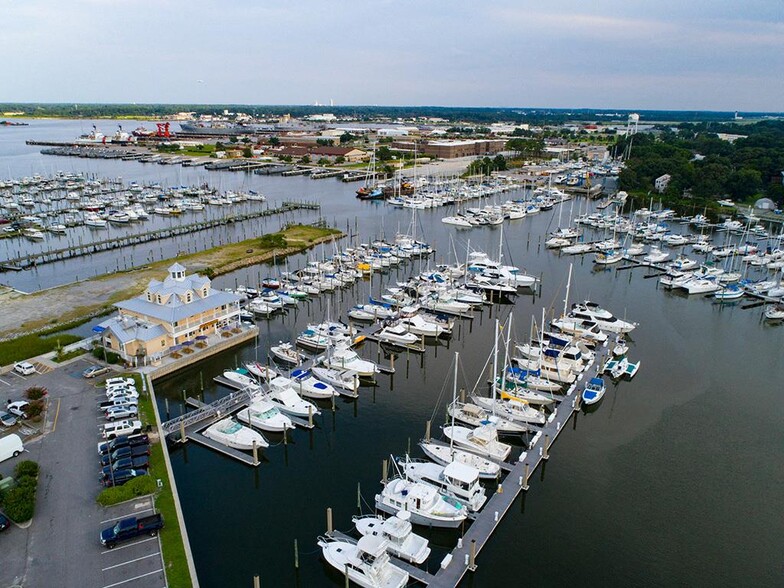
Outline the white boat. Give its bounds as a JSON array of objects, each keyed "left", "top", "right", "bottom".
[
  {"left": 267, "top": 377, "right": 320, "bottom": 418},
  {"left": 569, "top": 301, "right": 637, "bottom": 333},
  {"left": 471, "top": 393, "right": 547, "bottom": 426},
  {"left": 203, "top": 418, "right": 267, "bottom": 450},
  {"left": 323, "top": 343, "right": 378, "bottom": 377},
  {"left": 582, "top": 377, "right": 606, "bottom": 405},
  {"left": 377, "top": 324, "right": 419, "bottom": 346},
  {"left": 447, "top": 401, "right": 528, "bottom": 434},
  {"left": 593, "top": 250, "right": 623, "bottom": 265},
  {"left": 84, "top": 213, "right": 107, "bottom": 228},
  {"left": 244, "top": 362, "right": 278, "bottom": 381},
  {"left": 442, "top": 215, "right": 472, "bottom": 227},
  {"left": 311, "top": 366, "right": 360, "bottom": 396},
  {"left": 550, "top": 317, "right": 608, "bottom": 345},
  {"left": 222, "top": 369, "right": 262, "bottom": 392},
  {"left": 395, "top": 313, "right": 450, "bottom": 338},
  {"left": 442, "top": 424, "right": 511, "bottom": 461},
  {"left": 418, "top": 441, "right": 501, "bottom": 479},
  {"left": 612, "top": 335, "right": 629, "bottom": 357},
  {"left": 643, "top": 246, "right": 670, "bottom": 264},
  {"left": 374, "top": 477, "right": 468, "bottom": 528},
  {"left": 603, "top": 356, "right": 641, "bottom": 379},
  {"left": 270, "top": 342, "right": 303, "bottom": 365},
  {"left": 22, "top": 227, "right": 45, "bottom": 241},
  {"left": 499, "top": 371, "right": 560, "bottom": 399},
  {"left": 236, "top": 398, "right": 292, "bottom": 433},
  {"left": 290, "top": 368, "right": 337, "bottom": 399},
  {"left": 317, "top": 535, "right": 408, "bottom": 588},
  {"left": 396, "top": 458, "right": 487, "bottom": 512},
  {"left": 352, "top": 512, "right": 431, "bottom": 565},
  {"left": 764, "top": 303, "right": 784, "bottom": 320}
]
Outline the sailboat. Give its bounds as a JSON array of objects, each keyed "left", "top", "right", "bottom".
[{"left": 356, "top": 142, "right": 385, "bottom": 200}]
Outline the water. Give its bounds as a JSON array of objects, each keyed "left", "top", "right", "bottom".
[{"left": 2, "top": 120, "right": 783, "bottom": 587}]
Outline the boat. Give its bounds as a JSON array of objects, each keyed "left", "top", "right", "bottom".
[
  {"left": 377, "top": 324, "right": 419, "bottom": 347},
  {"left": 311, "top": 366, "right": 360, "bottom": 397},
  {"left": 447, "top": 401, "right": 529, "bottom": 434},
  {"left": 203, "top": 418, "right": 268, "bottom": 450},
  {"left": 593, "top": 250, "right": 623, "bottom": 265},
  {"left": 374, "top": 476, "right": 468, "bottom": 528},
  {"left": 442, "top": 424, "right": 511, "bottom": 461},
  {"left": 395, "top": 457, "right": 487, "bottom": 512},
  {"left": 581, "top": 377, "right": 606, "bottom": 405},
  {"left": 471, "top": 393, "right": 547, "bottom": 426},
  {"left": 352, "top": 512, "right": 431, "bottom": 565},
  {"left": 270, "top": 342, "right": 303, "bottom": 365},
  {"left": 84, "top": 212, "right": 107, "bottom": 228},
  {"left": 764, "top": 303, "right": 784, "bottom": 320},
  {"left": 643, "top": 246, "right": 670, "bottom": 264},
  {"left": 22, "top": 227, "right": 45, "bottom": 241},
  {"left": 442, "top": 215, "right": 472, "bottom": 227},
  {"left": 289, "top": 368, "right": 337, "bottom": 399},
  {"left": 612, "top": 335, "right": 629, "bottom": 357},
  {"left": 569, "top": 301, "right": 637, "bottom": 333},
  {"left": 418, "top": 440, "right": 501, "bottom": 479},
  {"left": 322, "top": 342, "right": 378, "bottom": 377},
  {"left": 222, "top": 369, "right": 262, "bottom": 392},
  {"left": 714, "top": 284, "right": 744, "bottom": 301},
  {"left": 236, "top": 398, "right": 292, "bottom": 433},
  {"left": 603, "top": 356, "right": 641, "bottom": 379},
  {"left": 267, "top": 377, "right": 320, "bottom": 418},
  {"left": 395, "top": 313, "right": 451, "bottom": 338},
  {"left": 244, "top": 362, "right": 278, "bottom": 381},
  {"left": 317, "top": 535, "right": 408, "bottom": 588}
]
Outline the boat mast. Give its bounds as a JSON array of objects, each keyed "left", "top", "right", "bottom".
[
  {"left": 450, "top": 351, "right": 458, "bottom": 457},
  {"left": 563, "top": 262, "right": 573, "bottom": 318},
  {"left": 491, "top": 319, "right": 499, "bottom": 410}
]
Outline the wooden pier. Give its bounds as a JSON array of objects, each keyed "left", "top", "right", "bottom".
[{"left": 0, "top": 201, "right": 319, "bottom": 270}]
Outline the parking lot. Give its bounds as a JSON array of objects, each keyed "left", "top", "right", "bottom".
[{"left": 0, "top": 357, "right": 166, "bottom": 588}]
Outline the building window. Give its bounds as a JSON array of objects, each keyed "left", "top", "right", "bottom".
[
  {"left": 156, "top": 295, "right": 162, "bottom": 304},
  {"left": 186, "top": 292, "right": 193, "bottom": 303},
  {"left": 161, "top": 340, "right": 165, "bottom": 347},
  {"left": 146, "top": 292, "right": 152, "bottom": 301},
  {"left": 174, "top": 321, "right": 178, "bottom": 327}
]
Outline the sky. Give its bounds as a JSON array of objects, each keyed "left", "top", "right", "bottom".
[{"left": 1, "top": 0, "right": 782, "bottom": 111}]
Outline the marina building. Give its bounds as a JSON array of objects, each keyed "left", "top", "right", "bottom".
[
  {"left": 96, "top": 263, "right": 241, "bottom": 366},
  {"left": 391, "top": 139, "right": 506, "bottom": 159},
  {"left": 655, "top": 174, "right": 672, "bottom": 193}
]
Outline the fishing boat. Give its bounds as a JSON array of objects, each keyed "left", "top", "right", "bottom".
[
  {"left": 352, "top": 512, "right": 431, "bottom": 565},
  {"left": 395, "top": 457, "right": 487, "bottom": 512},
  {"left": 581, "top": 377, "right": 606, "bottom": 405},
  {"left": 236, "top": 398, "right": 292, "bottom": 433},
  {"left": 374, "top": 476, "right": 468, "bottom": 528},
  {"left": 289, "top": 368, "right": 337, "bottom": 399},
  {"left": 317, "top": 535, "right": 408, "bottom": 588},
  {"left": 270, "top": 342, "right": 304, "bottom": 365},
  {"left": 203, "top": 418, "right": 268, "bottom": 450},
  {"left": 442, "top": 424, "right": 511, "bottom": 461}
]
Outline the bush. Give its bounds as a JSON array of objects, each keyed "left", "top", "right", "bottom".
[
  {"left": 24, "top": 386, "right": 47, "bottom": 401},
  {"left": 258, "top": 233, "right": 287, "bottom": 249},
  {"left": 25, "top": 399, "right": 45, "bottom": 420},
  {"left": 14, "top": 460, "right": 39, "bottom": 479},
  {"left": 97, "top": 475, "right": 157, "bottom": 506},
  {"left": 2, "top": 485, "right": 35, "bottom": 522}
]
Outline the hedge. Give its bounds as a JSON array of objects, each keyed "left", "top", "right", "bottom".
[
  {"left": 15, "top": 460, "right": 39, "bottom": 478},
  {"left": 97, "top": 475, "right": 157, "bottom": 506},
  {"left": 1, "top": 460, "right": 39, "bottom": 523}
]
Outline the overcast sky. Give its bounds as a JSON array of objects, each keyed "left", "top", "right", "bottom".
[{"left": 2, "top": 0, "right": 782, "bottom": 111}]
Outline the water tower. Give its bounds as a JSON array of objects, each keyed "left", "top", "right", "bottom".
[{"left": 622, "top": 113, "right": 640, "bottom": 160}]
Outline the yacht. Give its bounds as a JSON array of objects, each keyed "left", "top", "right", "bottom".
[
  {"left": 375, "top": 477, "right": 468, "bottom": 528},
  {"left": 568, "top": 301, "right": 637, "bottom": 333},
  {"left": 352, "top": 512, "right": 431, "bottom": 565},
  {"left": 447, "top": 401, "right": 528, "bottom": 434},
  {"left": 396, "top": 458, "right": 486, "bottom": 512},
  {"left": 471, "top": 394, "right": 547, "bottom": 426},
  {"left": 267, "top": 377, "right": 320, "bottom": 418},
  {"left": 203, "top": 418, "right": 268, "bottom": 450},
  {"left": 322, "top": 343, "right": 378, "bottom": 377},
  {"left": 311, "top": 366, "right": 360, "bottom": 396},
  {"left": 418, "top": 441, "right": 501, "bottom": 479},
  {"left": 317, "top": 535, "right": 408, "bottom": 588},
  {"left": 236, "top": 398, "right": 292, "bottom": 433},
  {"left": 290, "top": 368, "right": 337, "bottom": 399},
  {"left": 442, "top": 424, "right": 511, "bottom": 461},
  {"left": 270, "top": 342, "right": 303, "bottom": 365},
  {"left": 377, "top": 324, "right": 419, "bottom": 347}
]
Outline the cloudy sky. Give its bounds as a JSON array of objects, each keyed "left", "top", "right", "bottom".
[{"left": 2, "top": 0, "right": 782, "bottom": 111}]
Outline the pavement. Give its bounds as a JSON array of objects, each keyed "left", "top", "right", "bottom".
[{"left": 0, "top": 357, "right": 166, "bottom": 588}]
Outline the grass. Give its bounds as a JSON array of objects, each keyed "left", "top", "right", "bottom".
[
  {"left": 0, "top": 333, "right": 82, "bottom": 366},
  {"left": 130, "top": 374, "right": 192, "bottom": 588},
  {"left": 53, "top": 348, "right": 87, "bottom": 363}
]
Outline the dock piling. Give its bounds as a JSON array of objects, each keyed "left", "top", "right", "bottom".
[
  {"left": 252, "top": 440, "right": 259, "bottom": 466},
  {"left": 326, "top": 507, "right": 333, "bottom": 533},
  {"left": 253, "top": 575, "right": 260, "bottom": 588},
  {"left": 294, "top": 539, "right": 299, "bottom": 569},
  {"left": 425, "top": 419, "right": 431, "bottom": 442},
  {"left": 468, "top": 539, "right": 477, "bottom": 572},
  {"left": 543, "top": 435, "right": 550, "bottom": 460},
  {"left": 523, "top": 463, "right": 530, "bottom": 491},
  {"left": 382, "top": 459, "right": 388, "bottom": 484}
]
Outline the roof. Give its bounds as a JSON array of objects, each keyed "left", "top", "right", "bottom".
[
  {"left": 444, "top": 461, "right": 479, "bottom": 484},
  {"left": 115, "top": 289, "right": 240, "bottom": 324},
  {"left": 168, "top": 262, "right": 186, "bottom": 273},
  {"left": 100, "top": 317, "right": 168, "bottom": 345}
]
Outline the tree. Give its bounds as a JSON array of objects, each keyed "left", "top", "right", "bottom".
[
  {"left": 335, "top": 156, "right": 346, "bottom": 164},
  {"left": 316, "top": 138, "right": 331, "bottom": 146},
  {"left": 242, "top": 137, "right": 251, "bottom": 144},
  {"left": 493, "top": 154, "right": 507, "bottom": 171},
  {"left": 339, "top": 132, "right": 355, "bottom": 144},
  {"left": 215, "top": 141, "right": 225, "bottom": 151},
  {"left": 268, "top": 136, "right": 280, "bottom": 146},
  {"left": 229, "top": 136, "right": 238, "bottom": 143},
  {"left": 377, "top": 146, "right": 393, "bottom": 161},
  {"left": 299, "top": 155, "right": 311, "bottom": 164},
  {"left": 317, "top": 157, "right": 330, "bottom": 165},
  {"left": 242, "top": 146, "right": 253, "bottom": 158}
]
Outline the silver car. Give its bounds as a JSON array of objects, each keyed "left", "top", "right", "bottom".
[{"left": 0, "top": 410, "right": 16, "bottom": 427}]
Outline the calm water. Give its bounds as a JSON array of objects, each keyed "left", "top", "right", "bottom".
[{"left": 3, "top": 120, "right": 783, "bottom": 587}]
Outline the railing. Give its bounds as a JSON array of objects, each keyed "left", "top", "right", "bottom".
[{"left": 160, "top": 387, "right": 255, "bottom": 435}]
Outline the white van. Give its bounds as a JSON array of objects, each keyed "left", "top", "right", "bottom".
[{"left": 0, "top": 434, "right": 24, "bottom": 463}]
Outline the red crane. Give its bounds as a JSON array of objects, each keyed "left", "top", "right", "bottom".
[{"left": 155, "top": 122, "right": 171, "bottom": 138}]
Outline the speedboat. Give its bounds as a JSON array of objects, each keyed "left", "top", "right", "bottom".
[
  {"left": 203, "top": 418, "right": 267, "bottom": 450},
  {"left": 442, "top": 424, "right": 511, "bottom": 461},
  {"left": 418, "top": 441, "right": 501, "bottom": 479},
  {"left": 395, "top": 458, "right": 486, "bottom": 512},
  {"left": 395, "top": 313, "right": 450, "bottom": 338},
  {"left": 377, "top": 324, "right": 419, "bottom": 347},
  {"left": 352, "top": 512, "right": 431, "bottom": 565},
  {"left": 603, "top": 356, "right": 641, "bottom": 379},
  {"left": 290, "top": 368, "right": 337, "bottom": 399},
  {"left": 582, "top": 377, "right": 606, "bottom": 405},
  {"left": 317, "top": 535, "right": 408, "bottom": 588},
  {"left": 236, "top": 398, "right": 292, "bottom": 433},
  {"left": 322, "top": 343, "right": 378, "bottom": 377},
  {"left": 374, "top": 477, "right": 468, "bottom": 528},
  {"left": 270, "top": 342, "right": 303, "bottom": 365},
  {"left": 311, "top": 366, "right": 360, "bottom": 397},
  {"left": 643, "top": 246, "right": 670, "bottom": 264},
  {"left": 267, "top": 377, "right": 320, "bottom": 418},
  {"left": 222, "top": 369, "right": 262, "bottom": 392}
]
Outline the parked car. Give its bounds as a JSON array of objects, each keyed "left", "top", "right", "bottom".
[
  {"left": 101, "top": 468, "right": 147, "bottom": 487},
  {"left": 97, "top": 433, "right": 149, "bottom": 456},
  {"left": 82, "top": 365, "right": 111, "bottom": 379},
  {"left": 0, "top": 512, "right": 10, "bottom": 532},
  {"left": 100, "top": 444, "right": 150, "bottom": 467},
  {"left": 0, "top": 411, "right": 17, "bottom": 428},
  {"left": 98, "top": 397, "right": 138, "bottom": 412},
  {"left": 105, "top": 405, "right": 139, "bottom": 421},
  {"left": 106, "top": 388, "right": 139, "bottom": 401},
  {"left": 13, "top": 362, "right": 36, "bottom": 376},
  {"left": 105, "top": 377, "right": 135, "bottom": 388},
  {"left": 100, "top": 514, "right": 163, "bottom": 548},
  {"left": 100, "top": 456, "right": 150, "bottom": 479},
  {"left": 6, "top": 401, "right": 29, "bottom": 420},
  {"left": 102, "top": 419, "right": 143, "bottom": 440}
]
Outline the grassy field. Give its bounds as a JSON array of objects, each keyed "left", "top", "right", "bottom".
[{"left": 0, "top": 333, "right": 82, "bottom": 366}]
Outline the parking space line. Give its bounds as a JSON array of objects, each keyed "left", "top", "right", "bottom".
[
  {"left": 100, "top": 507, "right": 152, "bottom": 524},
  {"left": 51, "top": 398, "right": 61, "bottom": 432},
  {"left": 101, "top": 569, "right": 163, "bottom": 588},
  {"left": 0, "top": 377, "right": 10, "bottom": 386},
  {"left": 101, "top": 551, "right": 160, "bottom": 571},
  {"left": 100, "top": 537, "right": 157, "bottom": 554}
]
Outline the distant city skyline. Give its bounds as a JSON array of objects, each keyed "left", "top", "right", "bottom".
[{"left": 2, "top": 0, "right": 782, "bottom": 111}]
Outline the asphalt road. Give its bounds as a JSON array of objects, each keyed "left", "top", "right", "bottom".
[{"left": 0, "top": 358, "right": 165, "bottom": 588}]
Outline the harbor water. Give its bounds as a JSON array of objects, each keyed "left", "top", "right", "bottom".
[{"left": 2, "top": 120, "right": 782, "bottom": 587}]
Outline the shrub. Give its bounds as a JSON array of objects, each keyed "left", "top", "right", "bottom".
[
  {"left": 97, "top": 475, "right": 157, "bottom": 506},
  {"left": 106, "top": 352, "right": 121, "bottom": 364},
  {"left": 25, "top": 399, "right": 45, "bottom": 420},
  {"left": 258, "top": 233, "right": 287, "bottom": 249},
  {"left": 2, "top": 485, "right": 35, "bottom": 522},
  {"left": 14, "top": 460, "right": 39, "bottom": 479},
  {"left": 24, "top": 386, "right": 47, "bottom": 401}
]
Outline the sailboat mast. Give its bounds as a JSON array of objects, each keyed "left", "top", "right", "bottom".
[
  {"left": 491, "top": 319, "right": 499, "bottom": 403},
  {"left": 563, "top": 262, "right": 573, "bottom": 318},
  {"left": 450, "top": 351, "right": 459, "bottom": 454}
]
